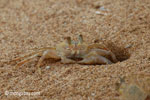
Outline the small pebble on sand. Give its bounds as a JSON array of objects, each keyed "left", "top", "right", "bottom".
[
  {"left": 46, "top": 66, "right": 51, "bottom": 69},
  {"left": 95, "top": 11, "right": 107, "bottom": 15}
]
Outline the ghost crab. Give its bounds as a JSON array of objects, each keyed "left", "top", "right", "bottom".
[{"left": 13, "top": 35, "right": 118, "bottom": 73}]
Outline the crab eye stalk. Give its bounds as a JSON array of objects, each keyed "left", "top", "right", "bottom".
[
  {"left": 64, "top": 36, "right": 72, "bottom": 45},
  {"left": 120, "top": 76, "right": 125, "bottom": 83},
  {"left": 78, "top": 34, "right": 83, "bottom": 44}
]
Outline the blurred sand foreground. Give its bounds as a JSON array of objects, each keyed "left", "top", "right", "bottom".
[{"left": 0, "top": 0, "right": 150, "bottom": 100}]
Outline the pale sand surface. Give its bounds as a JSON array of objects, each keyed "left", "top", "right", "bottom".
[{"left": 0, "top": 0, "right": 150, "bottom": 100}]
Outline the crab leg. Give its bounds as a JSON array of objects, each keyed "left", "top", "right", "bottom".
[
  {"left": 29, "top": 47, "right": 55, "bottom": 52},
  {"left": 15, "top": 48, "right": 60, "bottom": 68},
  {"left": 13, "top": 47, "right": 56, "bottom": 62},
  {"left": 16, "top": 53, "right": 41, "bottom": 67},
  {"left": 78, "top": 55, "right": 112, "bottom": 65},
  {"left": 78, "top": 51, "right": 112, "bottom": 64},
  {"left": 92, "top": 49, "right": 118, "bottom": 63},
  {"left": 61, "top": 56, "right": 76, "bottom": 64},
  {"left": 36, "top": 50, "right": 54, "bottom": 74},
  {"left": 12, "top": 51, "right": 43, "bottom": 62},
  {"left": 78, "top": 34, "right": 83, "bottom": 44}
]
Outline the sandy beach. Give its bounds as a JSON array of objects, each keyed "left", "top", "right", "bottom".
[{"left": 0, "top": 0, "right": 150, "bottom": 100}]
